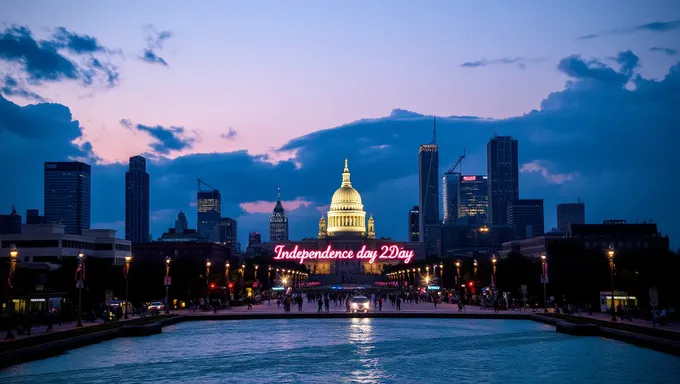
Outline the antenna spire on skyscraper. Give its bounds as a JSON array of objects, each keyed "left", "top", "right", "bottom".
[{"left": 432, "top": 116, "right": 437, "bottom": 144}]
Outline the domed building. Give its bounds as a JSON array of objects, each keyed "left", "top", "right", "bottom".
[{"left": 269, "top": 158, "right": 424, "bottom": 285}]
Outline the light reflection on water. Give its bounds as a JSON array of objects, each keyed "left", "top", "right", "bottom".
[{"left": 1, "top": 319, "right": 679, "bottom": 384}]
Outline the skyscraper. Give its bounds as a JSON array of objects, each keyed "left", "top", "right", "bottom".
[
  {"left": 442, "top": 172, "right": 460, "bottom": 223},
  {"left": 487, "top": 136, "right": 519, "bottom": 225},
  {"left": 218, "top": 217, "right": 238, "bottom": 245},
  {"left": 197, "top": 179, "right": 221, "bottom": 243},
  {"left": 269, "top": 186, "right": 289, "bottom": 242},
  {"left": 175, "top": 210, "right": 188, "bottom": 233},
  {"left": 557, "top": 201, "right": 585, "bottom": 233},
  {"left": 408, "top": 206, "right": 420, "bottom": 242},
  {"left": 507, "top": 199, "right": 544, "bottom": 239},
  {"left": 125, "top": 155, "right": 150, "bottom": 244},
  {"left": 44, "top": 161, "right": 91, "bottom": 235},
  {"left": 458, "top": 175, "right": 489, "bottom": 225},
  {"left": 418, "top": 118, "right": 439, "bottom": 253},
  {"left": 0, "top": 205, "right": 22, "bottom": 234}
]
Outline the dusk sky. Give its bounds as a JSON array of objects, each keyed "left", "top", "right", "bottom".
[{"left": 1, "top": 1, "right": 679, "bottom": 248}]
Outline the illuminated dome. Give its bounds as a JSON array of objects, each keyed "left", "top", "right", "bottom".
[{"left": 327, "top": 159, "right": 366, "bottom": 236}]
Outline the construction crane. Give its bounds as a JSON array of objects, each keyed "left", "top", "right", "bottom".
[
  {"left": 197, "top": 178, "right": 219, "bottom": 192},
  {"left": 445, "top": 149, "right": 466, "bottom": 174}
]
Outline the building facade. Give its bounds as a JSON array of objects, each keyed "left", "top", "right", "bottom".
[
  {"left": 458, "top": 175, "right": 488, "bottom": 225},
  {"left": 408, "top": 206, "right": 419, "bottom": 242},
  {"left": 26, "top": 209, "right": 46, "bottom": 225},
  {"left": 269, "top": 187, "right": 289, "bottom": 242},
  {"left": 487, "top": 136, "right": 518, "bottom": 226},
  {"left": 271, "top": 159, "right": 425, "bottom": 285},
  {"left": 125, "top": 155, "right": 150, "bottom": 244},
  {"left": 218, "top": 217, "right": 238, "bottom": 246},
  {"left": 557, "top": 202, "right": 585, "bottom": 232},
  {"left": 175, "top": 211, "right": 188, "bottom": 233},
  {"left": 0, "top": 206, "right": 22, "bottom": 234},
  {"left": 44, "top": 161, "right": 91, "bottom": 235},
  {"left": 418, "top": 121, "right": 439, "bottom": 254},
  {"left": 197, "top": 184, "right": 221, "bottom": 243},
  {"left": 0, "top": 224, "right": 131, "bottom": 265},
  {"left": 507, "top": 199, "right": 545, "bottom": 240},
  {"left": 442, "top": 172, "right": 460, "bottom": 223}
]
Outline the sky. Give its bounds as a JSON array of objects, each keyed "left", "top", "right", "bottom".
[{"left": 0, "top": 1, "right": 679, "bottom": 248}]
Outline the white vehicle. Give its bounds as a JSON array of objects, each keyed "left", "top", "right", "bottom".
[
  {"left": 148, "top": 302, "right": 164, "bottom": 311},
  {"left": 350, "top": 296, "right": 370, "bottom": 313}
]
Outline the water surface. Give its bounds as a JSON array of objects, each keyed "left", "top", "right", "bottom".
[{"left": 2, "top": 319, "right": 679, "bottom": 384}]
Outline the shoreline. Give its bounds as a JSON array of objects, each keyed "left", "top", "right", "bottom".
[{"left": 1, "top": 311, "right": 679, "bottom": 369}]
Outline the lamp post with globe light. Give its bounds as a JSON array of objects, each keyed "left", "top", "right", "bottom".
[
  {"left": 76, "top": 251, "right": 85, "bottom": 327},
  {"left": 608, "top": 249, "right": 617, "bottom": 322},
  {"left": 5, "top": 245, "right": 18, "bottom": 340},
  {"left": 124, "top": 256, "right": 132, "bottom": 319},
  {"left": 540, "top": 254, "right": 548, "bottom": 312},
  {"left": 165, "top": 256, "right": 171, "bottom": 314},
  {"left": 206, "top": 260, "right": 212, "bottom": 300}
]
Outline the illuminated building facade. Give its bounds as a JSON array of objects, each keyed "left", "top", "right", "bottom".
[
  {"left": 272, "top": 159, "right": 425, "bottom": 284},
  {"left": 487, "top": 136, "right": 519, "bottom": 225},
  {"left": 458, "top": 175, "right": 488, "bottom": 225},
  {"left": 442, "top": 172, "right": 460, "bottom": 223},
  {"left": 418, "top": 119, "right": 440, "bottom": 255},
  {"left": 408, "top": 206, "right": 419, "bottom": 241},
  {"left": 197, "top": 188, "right": 221, "bottom": 243},
  {"left": 269, "top": 187, "right": 289, "bottom": 242}
]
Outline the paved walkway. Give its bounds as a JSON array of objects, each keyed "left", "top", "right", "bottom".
[
  {"left": 1, "top": 316, "right": 137, "bottom": 343},
  {"left": 562, "top": 311, "right": 680, "bottom": 333}
]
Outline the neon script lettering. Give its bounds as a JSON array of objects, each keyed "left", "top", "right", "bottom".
[{"left": 273, "top": 245, "right": 415, "bottom": 265}]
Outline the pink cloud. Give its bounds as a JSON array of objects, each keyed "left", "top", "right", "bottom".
[
  {"left": 316, "top": 204, "right": 330, "bottom": 214},
  {"left": 520, "top": 160, "right": 579, "bottom": 184},
  {"left": 240, "top": 198, "right": 313, "bottom": 214}
]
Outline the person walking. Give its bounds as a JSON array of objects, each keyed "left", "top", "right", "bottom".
[
  {"left": 318, "top": 296, "right": 323, "bottom": 313},
  {"left": 396, "top": 296, "right": 402, "bottom": 311},
  {"left": 324, "top": 295, "right": 330, "bottom": 312},
  {"left": 378, "top": 295, "right": 383, "bottom": 311}
]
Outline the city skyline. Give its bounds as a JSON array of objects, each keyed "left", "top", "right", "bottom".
[{"left": 1, "top": 2, "right": 679, "bottom": 248}]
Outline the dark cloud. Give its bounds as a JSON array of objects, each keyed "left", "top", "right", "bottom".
[
  {"left": 50, "top": 27, "right": 106, "bottom": 54},
  {"left": 0, "top": 26, "right": 120, "bottom": 88},
  {"left": 1, "top": 51, "right": 679, "bottom": 248},
  {"left": 557, "top": 54, "right": 632, "bottom": 86},
  {"left": 1, "top": 75, "right": 45, "bottom": 102},
  {"left": 460, "top": 57, "right": 543, "bottom": 69},
  {"left": 140, "top": 25, "right": 171, "bottom": 67},
  {"left": 650, "top": 47, "right": 677, "bottom": 56},
  {"left": 120, "top": 119, "right": 195, "bottom": 154},
  {"left": 141, "top": 49, "right": 168, "bottom": 66},
  {"left": 579, "top": 19, "right": 680, "bottom": 39},
  {"left": 220, "top": 127, "right": 238, "bottom": 140}
]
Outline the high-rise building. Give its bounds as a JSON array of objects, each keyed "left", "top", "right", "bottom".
[
  {"left": 557, "top": 201, "right": 585, "bottom": 233},
  {"left": 269, "top": 186, "right": 289, "bottom": 242},
  {"left": 175, "top": 210, "right": 188, "bottom": 233},
  {"left": 125, "top": 155, "right": 150, "bottom": 244},
  {"left": 442, "top": 172, "right": 460, "bottom": 223},
  {"left": 197, "top": 179, "right": 221, "bottom": 243},
  {"left": 458, "top": 175, "right": 489, "bottom": 225},
  {"left": 487, "top": 136, "right": 519, "bottom": 225},
  {"left": 25, "top": 209, "right": 46, "bottom": 225},
  {"left": 44, "top": 161, "right": 91, "bottom": 235},
  {"left": 507, "top": 199, "right": 544, "bottom": 240},
  {"left": 0, "top": 205, "right": 22, "bottom": 234},
  {"left": 418, "top": 118, "right": 439, "bottom": 254},
  {"left": 408, "top": 206, "right": 420, "bottom": 241},
  {"left": 248, "top": 232, "right": 262, "bottom": 247},
  {"left": 218, "top": 217, "right": 238, "bottom": 245}
]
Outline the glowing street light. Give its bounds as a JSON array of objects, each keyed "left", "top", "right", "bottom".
[
  {"left": 541, "top": 254, "right": 548, "bottom": 313},
  {"left": 5, "top": 245, "right": 19, "bottom": 339},
  {"left": 124, "top": 256, "right": 132, "bottom": 319},
  {"left": 165, "top": 256, "right": 171, "bottom": 314},
  {"left": 608, "top": 249, "right": 617, "bottom": 322}
]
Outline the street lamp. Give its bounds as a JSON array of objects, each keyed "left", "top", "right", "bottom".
[
  {"left": 165, "top": 256, "right": 171, "bottom": 314},
  {"left": 439, "top": 263, "right": 444, "bottom": 289},
  {"left": 540, "top": 254, "right": 548, "bottom": 313},
  {"left": 608, "top": 249, "right": 617, "bottom": 322},
  {"left": 76, "top": 251, "right": 85, "bottom": 326},
  {"left": 455, "top": 261, "right": 462, "bottom": 301},
  {"left": 491, "top": 256, "right": 497, "bottom": 289},
  {"left": 5, "top": 245, "right": 18, "bottom": 340},
  {"left": 267, "top": 266, "right": 272, "bottom": 291},
  {"left": 124, "top": 256, "right": 132, "bottom": 319},
  {"left": 206, "top": 260, "right": 212, "bottom": 300},
  {"left": 225, "top": 262, "right": 231, "bottom": 304},
  {"left": 240, "top": 263, "right": 246, "bottom": 298}
]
